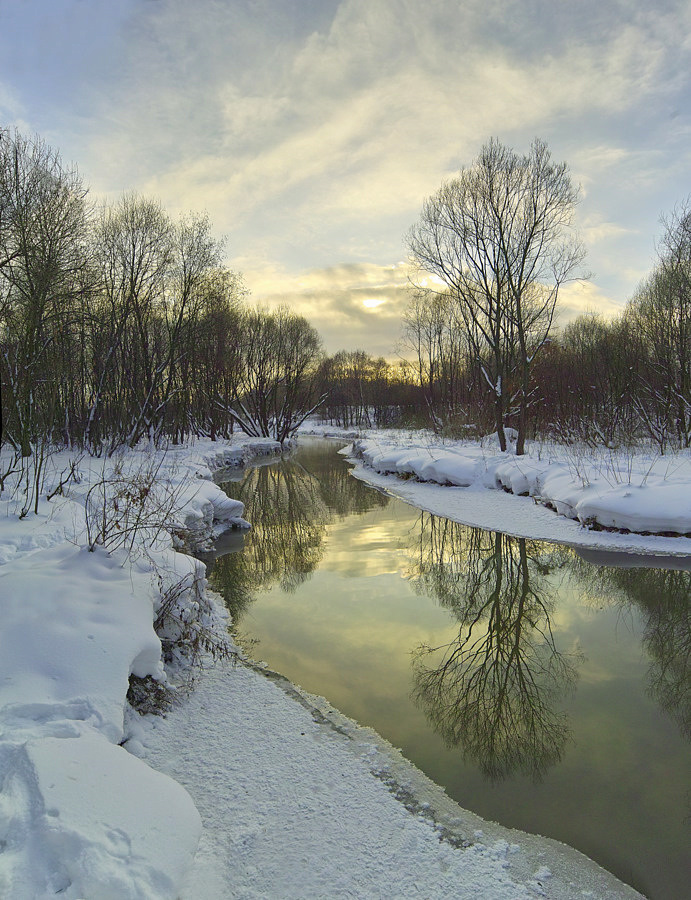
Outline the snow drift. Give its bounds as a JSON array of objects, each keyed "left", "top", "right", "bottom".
[
  {"left": 0, "top": 437, "right": 278, "bottom": 898},
  {"left": 349, "top": 433, "right": 691, "bottom": 540}
]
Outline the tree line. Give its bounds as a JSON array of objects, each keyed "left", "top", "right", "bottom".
[
  {"left": 317, "top": 169, "right": 691, "bottom": 456},
  {"left": 396, "top": 139, "right": 691, "bottom": 453},
  {"left": 399, "top": 193, "right": 691, "bottom": 453},
  {"left": 2, "top": 126, "right": 689, "bottom": 460},
  {"left": 0, "top": 128, "right": 323, "bottom": 457}
]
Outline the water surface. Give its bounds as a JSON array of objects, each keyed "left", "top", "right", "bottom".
[{"left": 206, "top": 439, "right": 690, "bottom": 900}]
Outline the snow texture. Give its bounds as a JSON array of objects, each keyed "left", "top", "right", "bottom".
[
  {"left": 0, "top": 430, "right": 659, "bottom": 897},
  {"left": 0, "top": 437, "right": 276, "bottom": 898},
  {"left": 140, "top": 659, "right": 642, "bottom": 900},
  {"left": 335, "top": 426, "right": 691, "bottom": 556}
]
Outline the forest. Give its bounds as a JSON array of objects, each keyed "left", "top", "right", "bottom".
[{"left": 1, "top": 127, "right": 690, "bottom": 468}]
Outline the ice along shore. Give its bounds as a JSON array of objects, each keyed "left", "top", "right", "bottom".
[{"left": 4, "top": 429, "right": 684, "bottom": 897}]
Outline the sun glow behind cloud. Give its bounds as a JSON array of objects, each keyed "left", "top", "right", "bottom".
[
  {"left": 362, "top": 297, "right": 387, "bottom": 309},
  {"left": 242, "top": 260, "right": 412, "bottom": 357},
  {"left": 241, "top": 258, "right": 629, "bottom": 360},
  {"left": 0, "top": 0, "right": 689, "bottom": 355}
]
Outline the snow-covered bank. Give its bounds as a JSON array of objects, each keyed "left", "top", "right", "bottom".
[
  {"left": 0, "top": 436, "right": 279, "bottom": 899},
  {"left": 307, "top": 425, "right": 691, "bottom": 557},
  {"left": 0, "top": 431, "right": 654, "bottom": 898},
  {"left": 139, "top": 656, "right": 643, "bottom": 900}
]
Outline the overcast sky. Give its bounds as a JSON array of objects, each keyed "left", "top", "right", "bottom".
[{"left": 1, "top": 0, "right": 689, "bottom": 357}]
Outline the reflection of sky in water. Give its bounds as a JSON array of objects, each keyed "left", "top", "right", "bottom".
[
  {"left": 211, "top": 440, "right": 690, "bottom": 900},
  {"left": 322, "top": 513, "right": 416, "bottom": 577}
]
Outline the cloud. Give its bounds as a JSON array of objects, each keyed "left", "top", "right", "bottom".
[
  {"left": 242, "top": 260, "right": 414, "bottom": 358},
  {"left": 240, "top": 258, "right": 629, "bottom": 360},
  {"left": 80, "top": 0, "right": 690, "bottom": 206},
  {"left": 2, "top": 0, "right": 690, "bottom": 356},
  {"left": 0, "top": 82, "right": 30, "bottom": 133},
  {"left": 554, "top": 281, "right": 625, "bottom": 327},
  {"left": 580, "top": 219, "right": 636, "bottom": 246}
]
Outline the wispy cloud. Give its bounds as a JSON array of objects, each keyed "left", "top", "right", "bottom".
[
  {"left": 89, "top": 1, "right": 687, "bottom": 253},
  {"left": 554, "top": 282, "right": 626, "bottom": 327},
  {"left": 243, "top": 260, "right": 413, "bottom": 357},
  {"left": 1, "top": 0, "right": 689, "bottom": 352},
  {"left": 0, "top": 82, "right": 29, "bottom": 132}
]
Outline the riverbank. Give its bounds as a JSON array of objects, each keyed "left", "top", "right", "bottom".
[
  {"left": 0, "top": 437, "right": 276, "bottom": 898},
  {"left": 0, "top": 433, "right": 671, "bottom": 897},
  {"left": 304, "top": 423, "right": 691, "bottom": 557},
  {"left": 139, "top": 652, "right": 644, "bottom": 899}
]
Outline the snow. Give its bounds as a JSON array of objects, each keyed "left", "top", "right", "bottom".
[
  {"left": 139, "top": 659, "right": 641, "bottom": 900},
  {"left": 0, "top": 542, "right": 163, "bottom": 743},
  {"left": 325, "top": 425, "right": 691, "bottom": 557},
  {"left": 0, "top": 436, "right": 274, "bottom": 899},
  {"left": 8, "top": 734, "right": 201, "bottom": 900},
  {"left": 0, "top": 428, "right": 664, "bottom": 898}
]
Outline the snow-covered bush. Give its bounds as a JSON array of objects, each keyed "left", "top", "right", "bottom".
[{"left": 84, "top": 455, "right": 182, "bottom": 553}]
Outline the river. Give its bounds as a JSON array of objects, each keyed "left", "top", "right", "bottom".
[{"left": 203, "top": 437, "right": 690, "bottom": 900}]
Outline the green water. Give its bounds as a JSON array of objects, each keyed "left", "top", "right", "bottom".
[{"left": 205, "top": 438, "right": 690, "bottom": 900}]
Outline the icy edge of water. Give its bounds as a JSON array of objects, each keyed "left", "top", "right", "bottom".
[
  {"left": 348, "top": 460, "right": 691, "bottom": 560},
  {"left": 240, "top": 657, "right": 644, "bottom": 900}
]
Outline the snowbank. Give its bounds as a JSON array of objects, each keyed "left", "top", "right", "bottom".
[
  {"left": 145, "top": 436, "right": 283, "bottom": 548},
  {"left": 139, "top": 658, "right": 643, "bottom": 899},
  {"left": 344, "top": 431, "right": 691, "bottom": 554},
  {"left": 0, "top": 437, "right": 266, "bottom": 899}
]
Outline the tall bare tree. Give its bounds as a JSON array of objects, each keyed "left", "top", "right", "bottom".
[
  {"left": 408, "top": 138, "right": 586, "bottom": 453},
  {"left": 400, "top": 288, "right": 471, "bottom": 430},
  {"left": 230, "top": 307, "right": 324, "bottom": 443},
  {"left": 627, "top": 200, "right": 691, "bottom": 450},
  {"left": 0, "top": 129, "right": 92, "bottom": 453}
]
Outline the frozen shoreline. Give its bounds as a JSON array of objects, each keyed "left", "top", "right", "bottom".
[
  {"left": 2, "top": 430, "right": 682, "bottom": 897},
  {"left": 348, "top": 459, "right": 691, "bottom": 560},
  {"left": 140, "top": 649, "right": 644, "bottom": 900},
  {"left": 304, "top": 424, "right": 691, "bottom": 558}
]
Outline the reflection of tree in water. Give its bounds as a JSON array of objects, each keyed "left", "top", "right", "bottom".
[
  {"left": 572, "top": 557, "right": 690, "bottom": 740},
  {"left": 410, "top": 515, "right": 579, "bottom": 781},
  {"left": 208, "top": 440, "right": 389, "bottom": 622},
  {"left": 208, "top": 462, "right": 328, "bottom": 618},
  {"left": 289, "top": 439, "right": 390, "bottom": 518}
]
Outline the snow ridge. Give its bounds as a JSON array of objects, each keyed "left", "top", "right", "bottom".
[
  {"left": 347, "top": 432, "right": 691, "bottom": 551},
  {"left": 0, "top": 439, "right": 260, "bottom": 899}
]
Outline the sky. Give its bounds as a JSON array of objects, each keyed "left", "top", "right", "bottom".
[{"left": 1, "top": 0, "right": 690, "bottom": 358}]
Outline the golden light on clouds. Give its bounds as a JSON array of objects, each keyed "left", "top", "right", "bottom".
[
  {"left": 235, "top": 255, "right": 626, "bottom": 358},
  {"left": 238, "top": 260, "right": 414, "bottom": 357},
  {"left": 362, "top": 297, "right": 386, "bottom": 309},
  {"left": 554, "top": 281, "right": 625, "bottom": 326},
  {"left": 7, "top": 0, "right": 684, "bottom": 358}
]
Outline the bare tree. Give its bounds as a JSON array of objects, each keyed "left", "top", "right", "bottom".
[
  {"left": 0, "top": 127, "right": 334, "bottom": 458},
  {"left": 230, "top": 307, "right": 324, "bottom": 443},
  {"left": 0, "top": 129, "right": 92, "bottom": 454},
  {"left": 408, "top": 138, "right": 586, "bottom": 453},
  {"left": 152, "top": 212, "right": 226, "bottom": 444},
  {"left": 317, "top": 350, "right": 393, "bottom": 429},
  {"left": 400, "top": 288, "right": 466, "bottom": 430},
  {"left": 627, "top": 200, "right": 691, "bottom": 450},
  {"left": 88, "top": 194, "right": 174, "bottom": 450},
  {"left": 184, "top": 267, "right": 245, "bottom": 440}
]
